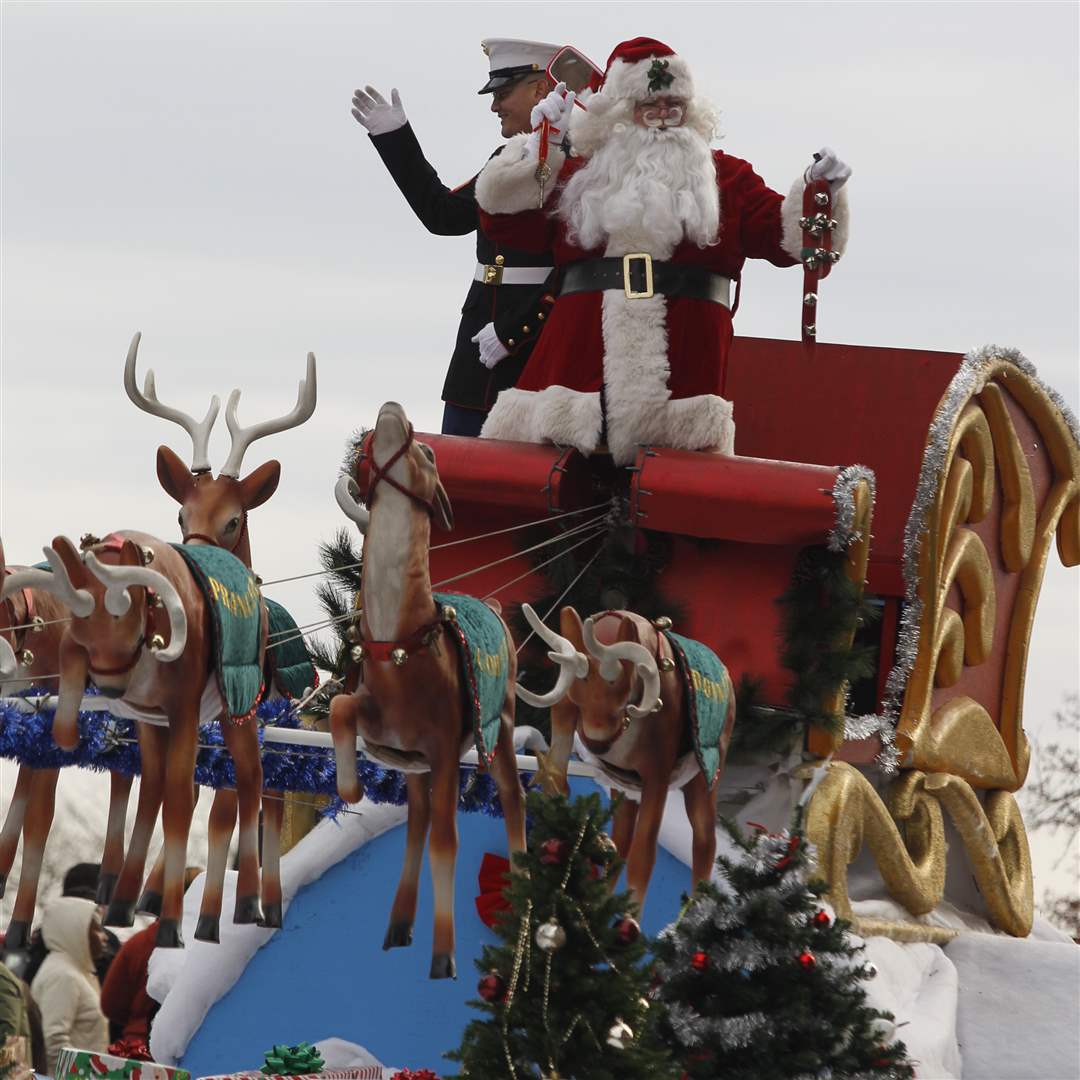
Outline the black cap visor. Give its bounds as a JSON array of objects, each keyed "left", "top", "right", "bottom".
[{"left": 478, "top": 64, "right": 544, "bottom": 94}]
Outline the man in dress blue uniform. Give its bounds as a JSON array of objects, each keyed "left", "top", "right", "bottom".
[{"left": 352, "top": 39, "right": 564, "bottom": 436}]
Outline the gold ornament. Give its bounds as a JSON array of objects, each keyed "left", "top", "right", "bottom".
[
  {"left": 606, "top": 1019, "right": 634, "bottom": 1049},
  {"left": 535, "top": 916, "right": 567, "bottom": 952}
]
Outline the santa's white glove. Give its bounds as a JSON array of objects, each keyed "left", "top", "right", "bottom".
[
  {"left": 805, "top": 146, "right": 851, "bottom": 195},
  {"left": 471, "top": 322, "right": 510, "bottom": 369},
  {"left": 351, "top": 85, "right": 407, "bottom": 136},
  {"left": 523, "top": 83, "right": 575, "bottom": 161}
]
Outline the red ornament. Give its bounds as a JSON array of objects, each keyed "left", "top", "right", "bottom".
[
  {"left": 813, "top": 909, "right": 833, "bottom": 928},
  {"left": 478, "top": 970, "right": 507, "bottom": 1003},
  {"left": 391, "top": 1071, "right": 440, "bottom": 1080},
  {"left": 539, "top": 838, "right": 568, "bottom": 865},
  {"left": 798, "top": 949, "right": 817, "bottom": 970},
  {"left": 614, "top": 915, "right": 641, "bottom": 945},
  {"left": 690, "top": 950, "right": 709, "bottom": 972}
]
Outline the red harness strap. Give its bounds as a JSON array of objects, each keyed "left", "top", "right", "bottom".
[
  {"left": 357, "top": 425, "right": 435, "bottom": 518},
  {"left": 361, "top": 614, "right": 447, "bottom": 664}
]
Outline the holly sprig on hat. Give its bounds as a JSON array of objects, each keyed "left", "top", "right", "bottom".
[{"left": 647, "top": 58, "right": 674, "bottom": 94}]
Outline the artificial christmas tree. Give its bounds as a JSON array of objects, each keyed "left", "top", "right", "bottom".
[
  {"left": 652, "top": 809, "right": 915, "bottom": 1079},
  {"left": 445, "top": 791, "right": 675, "bottom": 1079}
]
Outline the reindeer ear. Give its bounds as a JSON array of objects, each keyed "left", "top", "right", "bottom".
[
  {"left": 50, "top": 536, "right": 88, "bottom": 589},
  {"left": 157, "top": 446, "right": 196, "bottom": 505},
  {"left": 239, "top": 460, "right": 281, "bottom": 510},
  {"left": 617, "top": 615, "right": 642, "bottom": 645},
  {"left": 432, "top": 480, "right": 454, "bottom": 532},
  {"left": 560, "top": 607, "right": 585, "bottom": 649}
]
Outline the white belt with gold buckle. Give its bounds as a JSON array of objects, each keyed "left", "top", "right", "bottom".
[{"left": 474, "top": 263, "right": 552, "bottom": 286}]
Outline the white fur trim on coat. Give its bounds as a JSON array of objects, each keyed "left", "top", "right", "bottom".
[
  {"left": 480, "top": 385, "right": 603, "bottom": 454},
  {"left": 601, "top": 55, "right": 695, "bottom": 104},
  {"left": 599, "top": 289, "right": 735, "bottom": 464},
  {"left": 475, "top": 134, "right": 567, "bottom": 215},
  {"left": 780, "top": 177, "right": 850, "bottom": 262}
]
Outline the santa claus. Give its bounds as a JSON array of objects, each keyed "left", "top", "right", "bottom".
[{"left": 473, "top": 37, "right": 851, "bottom": 465}]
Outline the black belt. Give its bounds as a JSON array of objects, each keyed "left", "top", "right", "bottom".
[{"left": 560, "top": 255, "right": 732, "bottom": 307}]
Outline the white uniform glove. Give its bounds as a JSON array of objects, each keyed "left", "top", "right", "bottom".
[
  {"left": 471, "top": 322, "right": 511, "bottom": 369},
  {"left": 351, "top": 85, "right": 407, "bottom": 136},
  {"left": 523, "top": 83, "right": 576, "bottom": 161},
  {"left": 805, "top": 146, "right": 851, "bottom": 195}
]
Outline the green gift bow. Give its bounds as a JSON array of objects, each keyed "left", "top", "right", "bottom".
[{"left": 260, "top": 1043, "right": 325, "bottom": 1075}]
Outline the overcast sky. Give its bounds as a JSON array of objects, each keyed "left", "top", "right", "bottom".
[{"left": 1, "top": 2, "right": 1077, "bottom": 902}]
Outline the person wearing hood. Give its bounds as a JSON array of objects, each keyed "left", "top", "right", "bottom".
[{"left": 30, "top": 896, "right": 108, "bottom": 1076}]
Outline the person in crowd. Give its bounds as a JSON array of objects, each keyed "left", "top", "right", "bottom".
[
  {"left": 351, "top": 39, "right": 567, "bottom": 435},
  {"left": 99, "top": 866, "right": 202, "bottom": 1061},
  {"left": 30, "top": 897, "right": 108, "bottom": 1076}
]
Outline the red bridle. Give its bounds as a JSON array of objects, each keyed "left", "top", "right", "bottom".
[{"left": 357, "top": 424, "right": 436, "bottom": 518}]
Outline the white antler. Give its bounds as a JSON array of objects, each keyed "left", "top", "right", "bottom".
[
  {"left": 123, "top": 331, "right": 221, "bottom": 474},
  {"left": 220, "top": 352, "right": 318, "bottom": 478},
  {"left": 334, "top": 474, "right": 370, "bottom": 535},
  {"left": 0, "top": 636, "right": 18, "bottom": 681},
  {"left": 1, "top": 551, "right": 95, "bottom": 618},
  {"left": 582, "top": 615, "right": 661, "bottom": 720},
  {"left": 82, "top": 553, "right": 188, "bottom": 662},
  {"left": 515, "top": 603, "right": 589, "bottom": 708}
]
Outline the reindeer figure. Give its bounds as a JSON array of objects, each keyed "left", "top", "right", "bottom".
[
  {"left": 121, "top": 331, "right": 316, "bottom": 938},
  {"left": 331, "top": 401, "right": 527, "bottom": 979},
  {"left": 519, "top": 605, "right": 736, "bottom": 908},
  {"left": 5, "top": 533, "right": 270, "bottom": 947},
  {"left": 0, "top": 541, "right": 75, "bottom": 950}
]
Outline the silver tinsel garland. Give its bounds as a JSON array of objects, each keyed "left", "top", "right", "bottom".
[
  {"left": 845, "top": 344, "right": 1077, "bottom": 773},
  {"left": 827, "top": 464, "right": 877, "bottom": 552},
  {"left": 666, "top": 1003, "right": 773, "bottom": 1050}
]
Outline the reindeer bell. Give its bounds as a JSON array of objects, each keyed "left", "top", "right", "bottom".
[
  {"left": 19, "top": 648, "right": 34, "bottom": 667},
  {"left": 651, "top": 697, "right": 663, "bottom": 713},
  {"left": 350, "top": 645, "right": 365, "bottom": 663},
  {"left": 149, "top": 591, "right": 164, "bottom": 608},
  {"left": 442, "top": 604, "right": 457, "bottom": 623},
  {"left": 140, "top": 546, "right": 155, "bottom": 565},
  {"left": 345, "top": 622, "right": 362, "bottom": 644},
  {"left": 31, "top": 616, "right": 45, "bottom": 634},
  {"left": 391, "top": 647, "right": 408, "bottom": 666},
  {"left": 658, "top": 656, "right": 675, "bottom": 673},
  {"left": 652, "top": 615, "right": 672, "bottom": 630},
  {"left": 149, "top": 634, "right": 167, "bottom": 652}
]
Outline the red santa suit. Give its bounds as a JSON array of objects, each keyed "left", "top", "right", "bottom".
[{"left": 475, "top": 38, "right": 849, "bottom": 464}]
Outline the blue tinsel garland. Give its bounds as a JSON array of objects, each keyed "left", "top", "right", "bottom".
[{"left": 0, "top": 691, "right": 516, "bottom": 818}]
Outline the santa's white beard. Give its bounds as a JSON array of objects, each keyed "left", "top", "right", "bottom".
[{"left": 560, "top": 121, "right": 720, "bottom": 258}]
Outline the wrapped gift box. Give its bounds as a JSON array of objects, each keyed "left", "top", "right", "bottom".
[{"left": 55, "top": 1048, "right": 191, "bottom": 1080}]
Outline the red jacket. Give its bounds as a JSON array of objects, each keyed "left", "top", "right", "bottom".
[
  {"left": 476, "top": 150, "right": 808, "bottom": 464},
  {"left": 100, "top": 921, "right": 158, "bottom": 1041}
]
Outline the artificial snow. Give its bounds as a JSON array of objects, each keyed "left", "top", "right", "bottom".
[{"left": 946, "top": 932, "right": 1080, "bottom": 1080}]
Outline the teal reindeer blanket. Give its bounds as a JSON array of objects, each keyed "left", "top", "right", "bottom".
[
  {"left": 663, "top": 630, "right": 731, "bottom": 786},
  {"left": 172, "top": 544, "right": 263, "bottom": 722},
  {"left": 264, "top": 597, "right": 318, "bottom": 700},
  {"left": 435, "top": 591, "right": 509, "bottom": 765}
]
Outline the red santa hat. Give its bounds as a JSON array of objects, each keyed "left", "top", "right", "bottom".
[{"left": 598, "top": 37, "right": 695, "bottom": 103}]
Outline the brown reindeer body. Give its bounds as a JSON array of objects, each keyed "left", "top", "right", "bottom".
[
  {"left": 330, "top": 401, "right": 526, "bottom": 979},
  {"left": 533, "top": 607, "right": 735, "bottom": 909},
  {"left": 0, "top": 546, "right": 74, "bottom": 950},
  {"left": 41, "top": 531, "right": 267, "bottom": 948},
  {"left": 119, "top": 332, "right": 316, "bottom": 939}
]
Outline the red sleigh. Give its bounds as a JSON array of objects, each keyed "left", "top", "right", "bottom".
[{"left": 382, "top": 334, "right": 1079, "bottom": 943}]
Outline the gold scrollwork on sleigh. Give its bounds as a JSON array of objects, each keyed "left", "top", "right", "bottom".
[{"left": 809, "top": 354, "right": 1078, "bottom": 940}]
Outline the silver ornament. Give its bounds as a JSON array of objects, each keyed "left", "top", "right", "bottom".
[
  {"left": 535, "top": 916, "right": 567, "bottom": 952},
  {"left": 606, "top": 1018, "right": 634, "bottom": 1049}
]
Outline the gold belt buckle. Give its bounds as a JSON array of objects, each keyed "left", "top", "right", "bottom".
[
  {"left": 482, "top": 263, "right": 503, "bottom": 286},
  {"left": 622, "top": 253, "right": 654, "bottom": 299}
]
